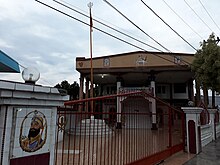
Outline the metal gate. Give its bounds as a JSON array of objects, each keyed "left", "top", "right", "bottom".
[{"left": 55, "top": 91, "right": 185, "bottom": 165}]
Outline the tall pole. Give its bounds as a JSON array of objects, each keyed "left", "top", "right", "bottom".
[{"left": 88, "top": 2, "right": 94, "bottom": 114}]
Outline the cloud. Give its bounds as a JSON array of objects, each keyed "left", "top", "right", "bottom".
[
  {"left": 1, "top": 0, "right": 220, "bottom": 87},
  {"left": 25, "top": 24, "right": 57, "bottom": 39},
  {"left": 0, "top": 39, "right": 14, "bottom": 49}
]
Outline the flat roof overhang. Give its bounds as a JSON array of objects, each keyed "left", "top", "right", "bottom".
[
  {"left": 0, "top": 50, "right": 20, "bottom": 73},
  {"left": 76, "top": 51, "right": 194, "bottom": 85},
  {"left": 77, "top": 66, "right": 194, "bottom": 85}
]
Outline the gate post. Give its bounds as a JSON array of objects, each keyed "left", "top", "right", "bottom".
[
  {"left": 148, "top": 74, "right": 157, "bottom": 130},
  {"left": 116, "top": 77, "right": 123, "bottom": 129},
  {"left": 0, "top": 81, "right": 69, "bottom": 165},
  {"left": 182, "top": 107, "right": 202, "bottom": 154},
  {"left": 208, "top": 109, "right": 217, "bottom": 140}
]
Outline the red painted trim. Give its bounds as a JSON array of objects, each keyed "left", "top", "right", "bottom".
[
  {"left": 10, "top": 153, "right": 50, "bottom": 165},
  {"left": 188, "top": 120, "right": 196, "bottom": 154},
  {"left": 64, "top": 90, "right": 183, "bottom": 114},
  {"left": 127, "top": 143, "right": 184, "bottom": 165},
  {"left": 64, "top": 91, "right": 143, "bottom": 105}
]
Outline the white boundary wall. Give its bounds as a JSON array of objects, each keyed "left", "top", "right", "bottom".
[{"left": 0, "top": 80, "right": 69, "bottom": 165}]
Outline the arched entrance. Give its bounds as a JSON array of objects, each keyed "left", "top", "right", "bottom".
[{"left": 122, "top": 96, "right": 151, "bottom": 128}]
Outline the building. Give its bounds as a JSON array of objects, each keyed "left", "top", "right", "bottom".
[
  {"left": 0, "top": 50, "right": 20, "bottom": 73},
  {"left": 0, "top": 50, "right": 68, "bottom": 165},
  {"left": 76, "top": 51, "right": 195, "bottom": 106},
  {"left": 76, "top": 51, "right": 194, "bottom": 129}
]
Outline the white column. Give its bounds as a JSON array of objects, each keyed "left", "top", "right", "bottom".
[
  {"left": 148, "top": 72, "right": 157, "bottom": 130},
  {"left": 116, "top": 78, "right": 122, "bottom": 129},
  {"left": 182, "top": 107, "right": 203, "bottom": 154},
  {"left": 1, "top": 106, "right": 13, "bottom": 165},
  {"left": 50, "top": 107, "right": 57, "bottom": 165},
  {"left": 208, "top": 109, "right": 217, "bottom": 140},
  {"left": 85, "top": 78, "right": 89, "bottom": 112},
  {"left": 151, "top": 80, "right": 157, "bottom": 130}
]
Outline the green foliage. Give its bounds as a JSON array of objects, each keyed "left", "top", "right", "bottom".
[
  {"left": 54, "top": 80, "right": 79, "bottom": 100},
  {"left": 192, "top": 33, "right": 220, "bottom": 92}
]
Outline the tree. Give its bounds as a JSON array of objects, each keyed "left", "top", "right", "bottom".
[
  {"left": 69, "top": 81, "right": 80, "bottom": 100},
  {"left": 55, "top": 80, "right": 79, "bottom": 100},
  {"left": 192, "top": 33, "right": 220, "bottom": 108}
]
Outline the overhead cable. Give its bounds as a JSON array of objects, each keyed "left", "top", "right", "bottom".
[
  {"left": 53, "top": 0, "right": 163, "bottom": 52},
  {"left": 18, "top": 63, "right": 26, "bottom": 69},
  {"left": 103, "top": 0, "right": 193, "bottom": 65},
  {"left": 184, "top": 0, "right": 213, "bottom": 33},
  {"left": 141, "top": 0, "right": 197, "bottom": 51},
  {"left": 198, "top": 0, "right": 220, "bottom": 33},
  {"left": 35, "top": 0, "right": 192, "bottom": 67},
  {"left": 103, "top": 0, "right": 171, "bottom": 52},
  {"left": 56, "top": 0, "right": 194, "bottom": 67},
  {"left": 18, "top": 63, "right": 55, "bottom": 86},
  {"left": 58, "top": 0, "right": 151, "bottom": 48},
  {"left": 162, "top": 0, "right": 204, "bottom": 40}
]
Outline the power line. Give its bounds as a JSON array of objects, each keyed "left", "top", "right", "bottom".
[
  {"left": 162, "top": 0, "right": 204, "bottom": 40},
  {"left": 141, "top": 0, "right": 197, "bottom": 51},
  {"left": 102, "top": 0, "right": 194, "bottom": 66},
  {"left": 34, "top": 0, "right": 144, "bottom": 51},
  {"left": 57, "top": 0, "right": 193, "bottom": 66},
  {"left": 184, "top": 0, "right": 213, "bottom": 33},
  {"left": 56, "top": 0, "right": 194, "bottom": 67},
  {"left": 198, "top": 0, "right": 220, "bottom": 33},
  {"left": 58, "top": 0, "right": 151, "bottom": 47},
  {"left": 53, "top": 0, "right": 163, "bottom": 52},
  {"left": 103, "top": 0, "right": 171, "bottom": 52},
  {"left": 17, "top": 63, "right": 55, "bottom": 86},
  {"left": 53, "top": 0, "right": 194, "bottom": 65},
  {"left": 35, "top": 0, "right": 192, "bottom": 67},
  {"left": 18, "top": 63, "right": 26, "bottom": 69}
]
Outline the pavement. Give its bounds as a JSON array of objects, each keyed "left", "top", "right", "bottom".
[
  {"left": 159, "top": 137, "right": 220, "bottom": 165},
  {"left": 183, "top": 137, "right": 220, "bottom": 165},
  {"left": 159, "top": 151, "right": 195, "bottom": 165}
]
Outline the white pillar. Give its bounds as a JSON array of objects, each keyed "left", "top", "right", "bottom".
[
  {"left": 85, "top": 78, "right": 89, "bottom": 112},
  {"left": 1, "top": 106, "right": 12, "bottom": 165},
  {"left": 148, "top": 73, "right": 157, "bottom": 130},
  {"left": 116, "top": 77, "right": 122, "bottom": 129},
  {"left": 151, "top": 80, "right": 157, "bottom": 130},
  {"left": 182, "top": 107, "right": 203, "bottom": 154},
  {"left": 208, "top": 109, "right": 217, "bottom": 140}
]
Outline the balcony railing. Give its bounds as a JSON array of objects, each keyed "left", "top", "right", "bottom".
[{"left": 119, "top": 87, "right": 153, "bottom": 96}]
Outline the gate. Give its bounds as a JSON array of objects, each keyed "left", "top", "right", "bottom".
[{"left": 55, "top": 91, "right": 184, "bottom": 165}]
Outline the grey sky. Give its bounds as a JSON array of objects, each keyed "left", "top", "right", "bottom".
[{"left": 0, "top": 0, "right": 220, "bottom": 86}]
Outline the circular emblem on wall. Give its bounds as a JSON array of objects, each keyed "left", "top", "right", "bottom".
[
  {"left": 103, "top": 58, "right": 110, "bottom": 67},
  {"left": 19, "top": 110, "right": 47, "bottom": 152}
]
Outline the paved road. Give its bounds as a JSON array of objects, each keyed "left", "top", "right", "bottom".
[{"left": 184, "top": 137, "right": 220, "bottom": 165}]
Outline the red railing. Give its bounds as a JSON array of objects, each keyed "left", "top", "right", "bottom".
[{"left": 55, "top": 91, "right": 184, "bottom": 165}]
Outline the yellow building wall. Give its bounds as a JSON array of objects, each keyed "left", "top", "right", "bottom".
[{"left": 76, "top": 52, "right": 194, "bottom": 69}]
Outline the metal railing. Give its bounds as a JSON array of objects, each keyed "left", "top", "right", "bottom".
[
  {"left": 119, "top": 87, "right": 153, "bottom": 95},
  {"left": 55, "top": 91, "right": 184, "bottom": 165}
]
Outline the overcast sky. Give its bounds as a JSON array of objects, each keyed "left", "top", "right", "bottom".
[{"left": 0, "top": 0, "right": 220, "bottom": 86}]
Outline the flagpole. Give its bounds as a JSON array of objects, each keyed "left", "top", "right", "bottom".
[{"left": 88, "top": 2, "right": 94, "bottom": 114}]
